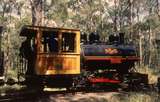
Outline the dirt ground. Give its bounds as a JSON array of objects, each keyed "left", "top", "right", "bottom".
[
  {"left": 29, "top": 91, "right": 159, "bottom": 102},
  {"left": 36, "top": 92, "right": 121, "bottom": 102}
]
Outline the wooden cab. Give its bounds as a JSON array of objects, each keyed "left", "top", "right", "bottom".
[{"left": 20, "top": 25, "right": 80, "bottom": 76}]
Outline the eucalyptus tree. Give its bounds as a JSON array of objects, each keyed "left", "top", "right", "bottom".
[
  {"left": 131, "top": 0, "right": 146, "bottom": 65},
  {"left": 156, "top": 0, "right": 160, "bottom": 19},
  {"left": 29, "top": 0, "right": 43, "bottom": 26},
  {"left": 41, "top": 0, "right": 71, "bottom": 27},
  {"left": 0, "top": 0, "right": 20, "bottom": 79},
  {"left": 68, "top": 0, "right": 109, "bottom": 35}
]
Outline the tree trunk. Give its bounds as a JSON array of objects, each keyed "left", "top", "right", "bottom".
[
  {"left": 2, "top": 3, "right": 6, "bottom": 18},
  {"left": 114, "top": 0, "right": 117, "bottom": 32},
  {"left": 136, "top": 7, "right": 143, "bottom": 65},
  {"left": 119, "top": 0, "right": 123, "bottom": 32},
  {"left": 148, "top": 27, "right": 153, "bottom": 68},
  {"left": 128, "top": 0, "right": 133, "bottom": 39},
  {"left": 30, "top": 0, "right": 43, "bottom": 26},
  {"left": 156, "top": 0, "right": 160, "bottom": 20},
  {"left": 148, "top": 6, "right": 153, "bottom": 68}
]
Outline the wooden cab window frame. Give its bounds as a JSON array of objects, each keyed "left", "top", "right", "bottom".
[
  {"left": 61, "top": 32, "right": 76, "bottom": 53},
  {"left": 59, "top": 30, "right": 80, "bottom": 54},
  {"left": 41, "top": 30, "right": 59, "bottom": 53},
  {"left": 36, "top": 29, "right": 80, "bottom": 54},
  {"left": 37, "top": 29, "right": 60, "bottom": 54}
]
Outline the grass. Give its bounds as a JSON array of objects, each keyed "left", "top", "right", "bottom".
[
  {"left": 0, "top": 69, "right": 25, "bottom": 96},
  {"left": 125, "top": 92, "right": 159, "bottom": 102},
  {"left": 110, "top": 92, "right": 160, "bottom": 102},
  {"left": 0, "top": 84, "right": 25, "bottom": 96},
  {"left": 5, "top": 69, "right": 18, "bottom": 82},
  {"left": 135, "top": 65, "right": 159, "bottom": 84}
]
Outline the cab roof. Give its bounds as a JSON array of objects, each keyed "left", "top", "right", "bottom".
[{"left": 20, "top": 25, "right": 80, "bottom": 37}]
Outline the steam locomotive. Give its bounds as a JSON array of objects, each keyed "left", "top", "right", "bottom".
[
  {"left": 80, "top": 32, "right": 148, "bottom": 90},
  {"left": 18, "top": 25, "right": 148, "bottom": 90}
]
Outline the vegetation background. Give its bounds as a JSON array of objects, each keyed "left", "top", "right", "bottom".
[
  {"left": 0, "top": 0, "right": 160, "bottom": 102},
  {"left": 0, "top": 0, "right": 160, "bottom": 84}
]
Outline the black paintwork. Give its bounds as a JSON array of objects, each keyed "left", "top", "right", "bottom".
[{"left": 81, "top": 44, "right": 137, "bottom": 56}]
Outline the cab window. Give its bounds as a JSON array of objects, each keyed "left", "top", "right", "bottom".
[
  {"left": 61, "top": 32, "right": 76, "bottom": 52},
  {"left": 41, "top": 31, "right": 58, "bottom": 53}
]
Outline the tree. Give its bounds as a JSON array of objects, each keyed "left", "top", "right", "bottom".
[{"left": 30, "top": 0, "right": 43, "bottom": 26}]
